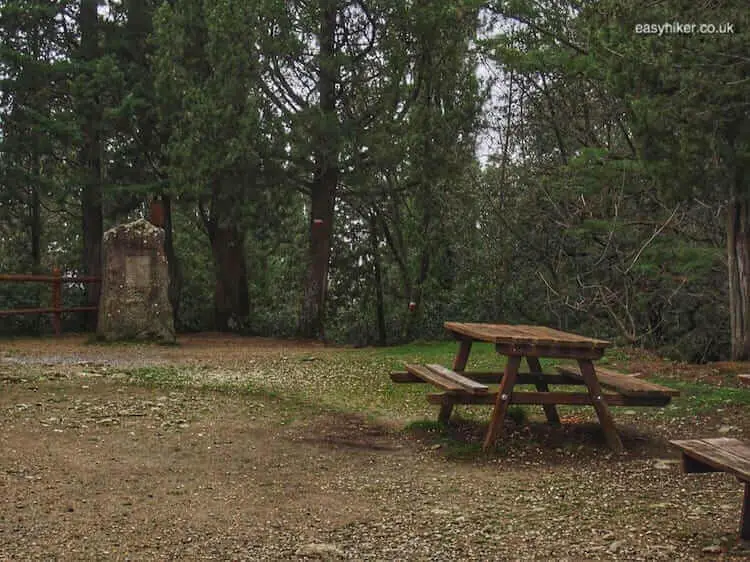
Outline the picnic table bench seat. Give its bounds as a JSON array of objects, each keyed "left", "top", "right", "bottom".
[
  {"left": 670, "top": 437, "right": 750, "bottom": 539},
  {"left": 403, "top": 364, "right": 489, "bottom": 394},
  {"left": 556, "top": 365, "right": 680, "bottom": 398},
  {"left": 392, "top": 364, "right": 678, "bottom": 407}
]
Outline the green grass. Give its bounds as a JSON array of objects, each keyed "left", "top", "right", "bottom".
[
  {"left": 361, "top": 340, "right": 557, "bottom": 371},
  {"left": 404, "top": 419, "right": 484, "bottom": 459},
  {"left": 651, "top": 376, "right": 750, "bottom": 416},
  {"left": 111, "top": 341, "right": 750, "bottom": 436},
  {"left": 125, "top": 366, "right": 193, "bottom": 386}
]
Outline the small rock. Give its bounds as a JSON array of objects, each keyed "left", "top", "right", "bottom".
[
  {"left": 294, "top": 542, "right": 344, "bottom": 559},
  {"left": 623, "top": 410, "right": 637, "bottom": 416},
  {"left": 653, "top": 459, "right": 680, "bottom": 470},
  {"left": 608, "top": 540, "right": 625, "bottom": 553},
  {"left": 702, "top": 544, "right": 722, "bottom": 554},
  {"left": 430, "top": 444, "right": 442, "bottom": 450},
  {"left": 718, "top": 425, "right": 735, "bottom": 434}
]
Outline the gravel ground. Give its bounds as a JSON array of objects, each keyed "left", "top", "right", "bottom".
[{"left": 1, "top": 335, "right": 750, "bottom": 561}]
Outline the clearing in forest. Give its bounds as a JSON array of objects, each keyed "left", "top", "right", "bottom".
[{"left": 1, "top": 334, "right": 750, "bottom": 560}]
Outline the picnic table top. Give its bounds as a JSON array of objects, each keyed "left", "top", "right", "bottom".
[{"left": 444, "top": 322, "right": 611, "bottom": 350}]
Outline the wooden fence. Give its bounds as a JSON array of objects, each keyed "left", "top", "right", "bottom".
[{"left": 0, "top": 269, "right": 101, "bottom": 335}]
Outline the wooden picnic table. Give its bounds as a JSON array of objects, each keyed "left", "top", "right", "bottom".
[
  {"left": 444, "top": 322, "right": 624, "bottom": 451},
  {"left": 670, "top": 437, "right": 750, "bottom": 539},
  {"left": 392, "top": 322, "right": 678, "bottom": 452}
]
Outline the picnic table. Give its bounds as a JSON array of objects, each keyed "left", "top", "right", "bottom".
[
  {"left": 391, "top": 322, "right": 679, "bottom": 452},
  {"left": 671, "top": 437, "right": 750, "bottom": 540}
]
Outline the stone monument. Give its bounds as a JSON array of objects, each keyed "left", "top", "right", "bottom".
[{"left": 96, "top": 218, "right": 175, "bottom": 342}]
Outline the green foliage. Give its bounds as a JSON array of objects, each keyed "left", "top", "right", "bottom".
[{"left": 0, "top": 0, "right": 745, "bottom": 362}]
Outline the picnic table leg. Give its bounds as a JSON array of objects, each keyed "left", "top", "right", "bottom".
[
  {"left": 742, "top": 482, "right": 750, "bottom": 540},
  {"left": 577, "top": 359, "right": 624, "bottom": 452},
  {"left": 438, "top": 339, "right": 473, "bottom": 424},
  {"left": 483, "top": 354, "right": 521, "bottom": 450},
  {"left": 526, "top": 356, "right": 560, "bottom": 425}
]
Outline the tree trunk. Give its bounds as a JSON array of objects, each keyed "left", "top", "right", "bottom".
[
  {"left": 79, "top": 0, "right": 103, "bottom": 331},
  {"left": 404, "top": 247, "right": 430, "bottom": 340},
  {"left": 299, "top": 0, "right": 338, "bottom": 339},
  {"left": 728, "top": 189, "right": 750, "bottom": 360},
  {"left": 208, "top": 224, "right": 250, "bottom": 331},
  {"left": 29, "top": 183, "right": 41, "bottom": 272},
  {"left": 161, "top": 196, "right": 181, "bottom": 326},
  {"left": 369, "top": 214, "right": 387, "bottom": 346}
]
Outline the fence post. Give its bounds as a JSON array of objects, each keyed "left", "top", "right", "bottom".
[{"left": 52, "top": 267, "right": 62, "bottom": 336}]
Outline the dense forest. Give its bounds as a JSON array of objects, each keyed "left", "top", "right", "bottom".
[{"left": 0, "top": 0, "right": 747, "bottom": 361}]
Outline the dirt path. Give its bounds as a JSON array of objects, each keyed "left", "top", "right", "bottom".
[{"left": 1, "top": 337, "right": 749, "bottom": 560}]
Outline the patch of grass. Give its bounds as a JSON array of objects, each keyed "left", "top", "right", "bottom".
[
  {"left": 442, "top": 440, "right": 484, "bottom": 460},
  {"left": 125, "top": 366, "right": 192, "bottom": 386},
  {"left": 651, "top": 377, "right": 750, "bottom": 416},
  {"left": 362, "top": 340, "right": 502, "bottom": 370},
  {"left": 599, "top": 347, "right": 631, "bottom": 363},
  {"left": 404, "top": 419, "right": 485, "bottom": 460},
  {"left": 507, "top": 406, "right": 528, "bottom": 425}
]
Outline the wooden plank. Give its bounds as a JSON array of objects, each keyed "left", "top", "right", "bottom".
[
  {"left": 427, "top": 391, "right": 670, "bottom": 407},
  {"left": 557, "top": 366, "right": 680, "bottom": 397},
  {"left": 681, "top": 453, "right": 719, "bottom": 474},
  {"left": 445, "top": 322, "right": 610, "bottom": 349},
  {"left": 425, "top": 364, "right": 488, "bottom": 394},
  {"left": 0, "top": 306, "right": 98, "bottom": 316},
  {"left": 482, "top": 355, "right": 521, "bottom": 450},
  {"left": 577, "top": 359, "right": 623, "bottom": 452},
  {"left": 495, "top": 342, "right": 605, "bottom": 360},
  {"left": 527, "top": 356, "right": 561, "bottom": 425},
  {"left": 404, "top": 364, "right": 464, "bottom": 392},
  {"left": 595, "top": 366, "right": 644, "bottom": 378},
  {"left": 705, "top": 438, "right": 750, "bottom": 462},
  {"left": 453, "top": 339, "right": 472, "bottom": 370},
  {"left": 391, "top": 371, "right": 579, "bottom": 385},
  {"left": 670, "top": 438, "right": 750, "bottom": 482},
  {"left": 742, "top": 483, "right": 750, "bottom": 540},
  {"left": 439, "top": 339, "right": 474, "bottom": 424}
]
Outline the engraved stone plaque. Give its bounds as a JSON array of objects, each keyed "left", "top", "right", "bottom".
[{"left": 125, "top": 255, "right": 152, "bottom": 288}]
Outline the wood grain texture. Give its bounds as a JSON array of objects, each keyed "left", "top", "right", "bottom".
[
  {"left": 527, "top": 356, "right": 561, "bottom": 425},
  {"left": 445, "top": 322, "right": 610, "bottom": 349},
  {"left": 426, "top": 391, "right": 671, "bottom": 407},
  {"left": 404, "top": 364, "right": 464, "bottom": 392},
  {"left": 670, "top": 438, "right": 750, "bottom": 482},
  {"left": 483, "top": 355, "right": 521, "bottom": 450},
  {"left": 425, "top": 364, "right": 488, "bottom": 394},
  {"left": 577, "top": 359, "right": 623, "bottom": 452},
  {"left": 390, "top": 371, "right": 577, "bottom": 385},
  {"left": 557, "top": 366, "right": 680, "bottom": 397}
]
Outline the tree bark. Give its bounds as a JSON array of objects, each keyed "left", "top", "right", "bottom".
[
  {"left": 29, "top": 183, "right": 41, "bottom": 272},
  {"left": 299, "top": 0, "right": 338, "bottom": 339},
  {"left": 160, "top": 196, "right": 181, "bottom": 326},
  {"left": 207, "top": 223, "right": 250, "bottom": 331},
  {"left": 728, "top": 188, "right": 750, "bottom": 360},
  {"left": 369, "top": 214, "right": 387, "bottom": 346},
  {"left": 79, "top": 0, "right": 103, "bottom": 331}
]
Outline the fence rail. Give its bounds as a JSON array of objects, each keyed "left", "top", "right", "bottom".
[{"left": 0, "top": 269, "right": 101, "bottom": 335}]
